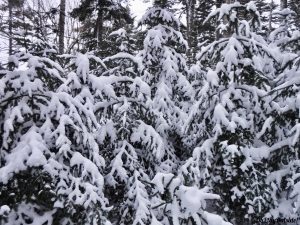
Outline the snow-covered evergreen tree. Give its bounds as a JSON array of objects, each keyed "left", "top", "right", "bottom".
[
  {"left": 0, "top": 44, "right": 110, "bottom": 224},
  {"left": 96, "top": 48, "right": 158, "bottom": 224},
  {"left": 5, "top": 1, "right": 300, "bottom": 224},
  {"left": 70, "top": 0, "right": 133, "bottom": 56},
  {"left": 53, "top": 52, "right": 111, "bottom": 224},
  {"left": 183, "top": 2, "right": 278, "bottom": 224},
  {"left": 0, "top": 0, "right": 58, "bottom": 58},
  {"left": 264, "top": 70, "right": 300, "bottom": 221},
  {"left": 260, "top": 3, "right": 300, "bottom": 220},
  {"left": 288, "top": 0, "right": 300, "bottom": 30},
  {"left": 179, "top": 0, "right": 215, "bottom": 63},
  {"left": 269, "top": 7, "right": 298, "bottom": 48},
  {"left": 139, "top": 0, "right": 194, "bottom": 162},
  {"left": 130, "top": 1, "right": 232, "bottom": 225},
  {"left": 108, "top": 26, "right": 136, "bottom": 55},
  {"left": 149, "top": 172, "right": 232, "bottom": 225},
  {"left": 0, "top": 40, "right": 65, "bottom": 224}
]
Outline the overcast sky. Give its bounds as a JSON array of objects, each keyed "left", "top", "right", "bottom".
[{"left": 130, "top": 0, "right": 152, "bottom": 20}]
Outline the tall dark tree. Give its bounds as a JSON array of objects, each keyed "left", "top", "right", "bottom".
[
  {"left": 0, "top": 0, "right": 59, "bottom": 60},
  {"left": 70, "top": 0, "right": 133, "bottom": 56},
  {"left": 186, "top": 0, "right": 215, "bottom": 62},
  {"left": 0, "top": 0, "right": 26, "bottom": 56},
  {"left": 58, "top": 0, "right": 66, "bottom": 54},
  {"left": 281, "top": 0, "right": 287, "bottom": 9}
]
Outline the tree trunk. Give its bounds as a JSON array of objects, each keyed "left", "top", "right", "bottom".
[
  {"left": 95, "top": 0, "right": 104, "bottom": 50},
  {"left": 216, "top": 0, "right": 223, "bottom": 8},
  {"left": 8, "top": 0, "right": 13, "bottom": 56},
  {"left": 37, "top": 0, "right": 43, "bottom": 36},
  {"left": 281, "top": 0, "right": 287, "bottom": 9},
  {"left": 185, "top": 0, "right": 191, "bottom": 46},
  {"left": 215, "top": 0, "right": 222, "bottom": 39},
  {"left": 185, "top": 0, "right": 195, "bottom": 61},
  {"left": 269, "top": 0, "right": 274, "bottom": 32},
  {"left": 58, "top": 0, "right": 66, "bottom": 54}
]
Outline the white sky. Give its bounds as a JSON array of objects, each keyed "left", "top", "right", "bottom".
[{"left": 130, "top": 0, "right": 152, "bottom": 21}]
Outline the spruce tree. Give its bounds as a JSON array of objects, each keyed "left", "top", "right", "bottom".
[
  {"left": 0, "top": 33, "right": 110, "bottom": 225},
  {"left": 136, "top": 1, "right": 232, "bottom": 224},
  {"left": 189, "top": 0, "right": 215, "bottom": 61},
  {"left": 0, "top": 0, "right": 58, "bottom": 56},
  {"left": 139, "top": 0, "right": 194, "bottom": 162},
  {"left": 183, "top": 2, "right": 277, "bottom": 224},
  {"left": 96, "top": 48, "right": 159, "bottom": 224},
  {"left": 0, "top": 39, "right": 65, "bottom": 224},
  {"left": 263, "top": 55, "right": 300, "bottom": 221},
  {"left": 91, "top": 29, "right": 229, "bottom": 224},
  {"left": 54, "top": 52, "right": 111, "bottom": 224},
  {"left": 70, "top": 0, "right": 133, "bottom": 56},
  {"left": 261, "top": 2, "right": 300, "bottom": 219},
  {"left": 4, "top": 0, "right": 299, "bottom": 225}
]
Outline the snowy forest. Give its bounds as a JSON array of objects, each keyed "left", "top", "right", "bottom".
[{"left": 0, "top": 0, "right": 300, "bottom": 224}]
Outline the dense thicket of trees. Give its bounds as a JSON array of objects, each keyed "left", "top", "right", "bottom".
[{"left": 1, "top": 0, "right": 300, "bottom": 225}]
